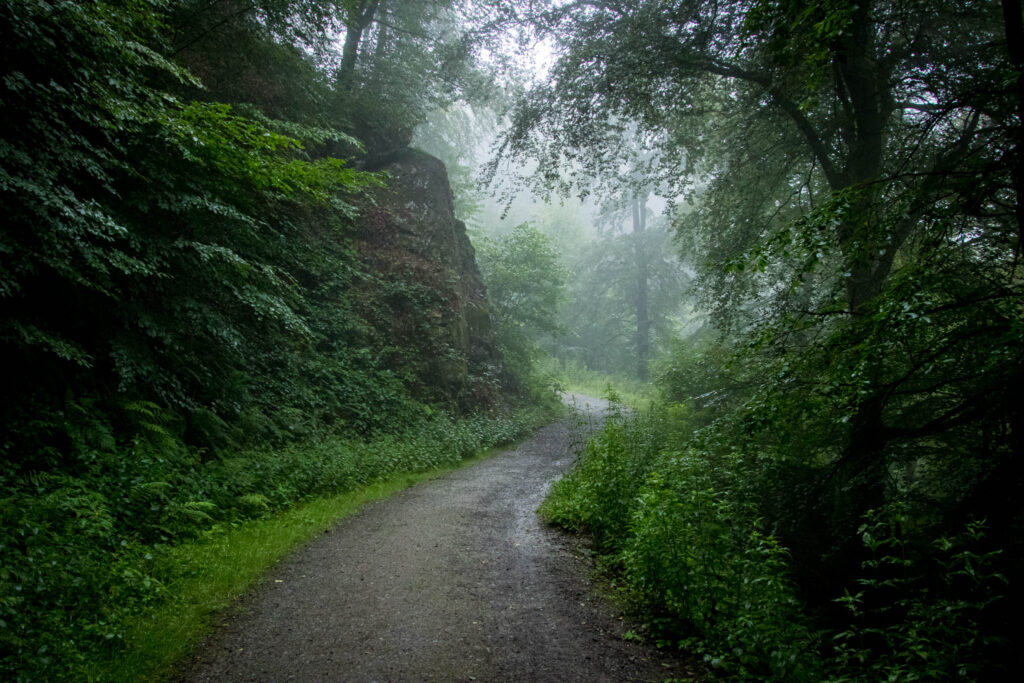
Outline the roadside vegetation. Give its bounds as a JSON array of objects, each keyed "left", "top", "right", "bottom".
[
  {"left": 544, "top": 359, "right": 654, "bottom": 410},
  {"left": 2, "top": 408, "right": 546, "bottom": 682},
  {"left": 544, "top": 395, "right": 1009, "bottom": 680}
]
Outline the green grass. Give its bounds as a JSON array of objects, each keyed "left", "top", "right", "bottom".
[
  {"left": 555, "top": 366, "right": 654, "bottom": 410},
  {"left": 90, "top": 446, "right": 507, "bottom": 682},
  {"left": 537, "top": 357, "right": 655, "bottom": 410}
]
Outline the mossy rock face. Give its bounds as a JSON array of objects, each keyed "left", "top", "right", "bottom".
[{"left": 355, "top": 148, "right": 502, "bottom": 409}]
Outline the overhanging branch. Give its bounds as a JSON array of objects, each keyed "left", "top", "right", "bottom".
[{"left": 698, "top": 58, "right": 844, "bottom": 188}]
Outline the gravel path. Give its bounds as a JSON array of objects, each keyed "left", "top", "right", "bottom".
[{"left": 178, "top": 394, "right": 696, "bottom": 682}]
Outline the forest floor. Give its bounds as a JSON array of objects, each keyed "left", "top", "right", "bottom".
[{"left": 176, "top": 394, "right": 700, "bottom": 682}]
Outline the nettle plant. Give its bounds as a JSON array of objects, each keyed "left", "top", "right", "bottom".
[{"left": 831, "top": 506, "right": 1009, "bottom": 681}]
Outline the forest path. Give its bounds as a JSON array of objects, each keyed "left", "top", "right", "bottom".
[{"left": 178, "top": 394, "right": 694, "bottom": 682}]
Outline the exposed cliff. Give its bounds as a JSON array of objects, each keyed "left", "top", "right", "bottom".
[{"left": 355, "top": 148, "right": 503, "bottom": 409}]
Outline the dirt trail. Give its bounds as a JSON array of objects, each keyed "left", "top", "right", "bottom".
[{"left": 179, "top": 394, "right": 695, "bottom": 682}]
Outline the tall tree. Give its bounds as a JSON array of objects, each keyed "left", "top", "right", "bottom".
[
  {"left": 551, "top": 208, "right": 687, "bottom": 379},
  {"left": 630, "top": 194, "right": 651, "bottom": 380},
  {"left": 338, "top": 0, "right": 381, "bottom": 89}
]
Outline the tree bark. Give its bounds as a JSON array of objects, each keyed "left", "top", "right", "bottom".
[
  {"left": 830, "top": 1, "right": 893, "bottom": 312},
  {"left": 800, "top": 1, "right": 895, "bottom": 580},
  {"left": 632, "top": 195, "right": 650, "bottom": 381},
  {"left": 337, "top": 0, "right": 380, "bottom": 91}
]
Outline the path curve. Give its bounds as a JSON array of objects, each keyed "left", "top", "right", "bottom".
[{"left": 178, "top": 394, "right": 693, "bottom": 682}]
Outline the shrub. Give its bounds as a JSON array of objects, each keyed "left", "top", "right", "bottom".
[
  {"left": 540, "top": 402, "right": 663, "bottom": 549},
  {"left": 623, "top": 452, "right": 818, "bottom": 680},
  {"left": 830, "top": 507, "right": 1009, "bottom": 681},
  {"left": 542, "top": 404, "right": 820, "bottom": 680}
]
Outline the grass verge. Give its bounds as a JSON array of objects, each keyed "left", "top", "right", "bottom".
[
  {"left": 561, "top": 378, "right": 653, "bottom": 411},
  {"left": 90, "top": 445, "right": 509, "bottom": 682},
  {"left": 538, "top": 358, "right": 655, "bottom": 410}
]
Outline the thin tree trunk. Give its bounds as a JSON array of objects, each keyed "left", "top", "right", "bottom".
[
  {"left": 632, "top": 195, "right": 650, "bottom": 381},
  {"left": 373, "top": 5, "right": 390, "bottom": 65}
]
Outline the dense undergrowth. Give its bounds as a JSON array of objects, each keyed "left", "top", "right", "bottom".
[
  {"left": 1, "top": 404, "right": 553, "bottom": 681},
  {"left": 542, "top": 395, "right": 1010, "bottom": 681}
]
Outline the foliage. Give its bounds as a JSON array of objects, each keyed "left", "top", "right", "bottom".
[
  {"left": 553, "top": 214, "right": 690, "bottom": 378},
  {"left": 539, "top": 357, "right": 654, "bottom": 410},
  {"left": 541, "top": 408, "right": 661, "bottom": 548},
  {"left": 475, "top": 223, "right": 566, "bottom": 388},
  {"left": 831, "top": 508, "right": 1009, "bottom": 681},
  {"left": 0, "top": 0, "right": 397, "bottom": 460},
  {"left": 412, "top": 104, "right": 500, "bottom": 224},
  {"left": 545, "top": 402, "right": 1013, "bottom": 679},
  {"left": 509, "top": 0, "right": 1023, "bottom": 675},
  {"left": 0, "top": 1, "right": 534, "bottom": 679},
  {"left": 327, "top": 0, "right": 498, "bottom": 156},
  {"left": 541, "top": 404, "right": 818, "bottom": 680},
  {"left": 0, "top": 0, "right": 513, "bottom": 445}
]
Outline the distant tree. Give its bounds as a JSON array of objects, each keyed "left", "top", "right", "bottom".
[
  {"left": 326, "top": 0, "right": 497, "bottom": 153},
  {"left": 412, "top": 104, "right": 501, "bottom": 223},
  {"left": 475, "top": 224, "right": 566, "bottom": 380},
  {"left": 556, "top": 209, "right": 687, "bottom": 379}
]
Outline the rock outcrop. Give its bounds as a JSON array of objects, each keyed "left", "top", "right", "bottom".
[{"left": 355, "top": 148, "right": 502, "bottom": 409}]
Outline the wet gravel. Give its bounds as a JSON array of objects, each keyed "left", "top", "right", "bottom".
[{"left": 177, "top": 394, "right": 698, "bottom": 682}]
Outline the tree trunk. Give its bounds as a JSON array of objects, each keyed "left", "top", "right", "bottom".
[
  {"left": 802, "top": 1, "right": 896, "bottom": 593},
  {"left": 373, "top": 9, "right": 389, "bottom": 65},
  {"left": 337, "top": 0, "right": 380, "bottom": 91},
  {"left": 831, "top": 1, "right": 892, "bottom": 313},
  {"left": 632, "top": 195, "right": 650, "bottom": 381}
]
